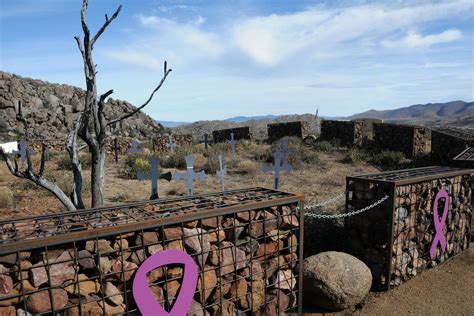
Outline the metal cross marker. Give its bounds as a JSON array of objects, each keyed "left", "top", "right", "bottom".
[
  {"left": 201, "top": 134, "right": 211, "bottom": 150},
  {"left": 128, "top": 139, "right": 143, "bottom": 154},
  {"left": 227, "top": 133, "right": 237, "bottom": 162},
  {"left": 14, "top": 140, "right": 35, "bottom": 164},
  {"left": 137, "top": 157, "right": 172, "bottom": 200},
  {"left": 262, "top": 150, "right": 289, "bottom": 190},
  {"left": 279, "top": 137, "right": 294, "bottom": 172},
  {"left": 174, "top": 155, "right": 206, "bottom": 196},
  {"left": 166, "top": 134, "right": 177, "bottom": 152},
  {"left": 216, "top": 154, "right": 227, "bottom": 191}
]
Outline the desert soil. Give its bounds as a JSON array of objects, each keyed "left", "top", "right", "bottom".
[{"left": 0, "top": 150, "right": 472, "bottom": 315}]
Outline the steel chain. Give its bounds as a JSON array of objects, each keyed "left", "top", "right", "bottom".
[
  {"left": 299, "top": 194, "right": 389, "bottom": 219},
  {"left": 303, "top": 192, "right": 346, "bottom": 209}
]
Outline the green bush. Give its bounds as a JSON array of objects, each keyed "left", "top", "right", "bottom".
[
  {"left": 56, "top": 153, "right": 92, "bottom": 170},
  {"left": 270, "top": 137, "right": 319, "bottom": 166},
  {"left": 342, "top": 150, "right": 371, "bottom": 164},
  {"left": 120, "top": 153, "right": 154, "bottom": 179},
  {"left": 44, "top": 170, "right": 91, "bottom": 197},
  {"left": 235, "top": 159, "right": 258, "bottom": 174},
  {"left": 371, "top": 151, "right": 406, "bottom": 168},
  {"left": 161, "top": 146, "right": 206, "bottom": 169},
  {"left": 312, "top": 140, "right": 334, "bottom": 152}
]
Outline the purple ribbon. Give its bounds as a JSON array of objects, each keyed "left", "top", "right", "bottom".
[
  {"left": 429, "top": 189, "right": 449, "bottom": 260},
  {"left": 132, "top": 249, "right": 198, "bottom": 316}
]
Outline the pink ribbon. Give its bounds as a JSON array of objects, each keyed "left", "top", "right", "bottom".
[
  {"left": 132, "top": 249, "right": 198, "bottom": 316},
  {"left": 429, "top": 189, "right": 449, "bottom": 260}
]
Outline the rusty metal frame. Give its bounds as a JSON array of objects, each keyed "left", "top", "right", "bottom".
[
  {"left": 0, "top": 187, "right": 305, "bottom": 315},
  {"left": 346, "top": 167, "right": 472, "bottom": 291}
]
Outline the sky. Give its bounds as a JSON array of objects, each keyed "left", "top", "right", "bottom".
[{"left": 1, "top": 0, "right": 473, "bottom": 121}]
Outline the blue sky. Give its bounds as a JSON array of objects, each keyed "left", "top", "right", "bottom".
[{"left": 1, "top": 0, "right": 473, "bottom": 121}]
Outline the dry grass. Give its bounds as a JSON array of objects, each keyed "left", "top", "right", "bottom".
[{"left": 0, "top": 142, "right": 380, "bottom": 219}]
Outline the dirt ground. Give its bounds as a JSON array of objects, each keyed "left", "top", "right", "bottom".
[
  {"left": 0, "top": 150, "right": 379, "bottom": 218},
  {"left": 0, "top": 149, "right": 472, "bottom": 315},
  {"left": 303, "top": 248, "right": 474, "bottom": 315}
]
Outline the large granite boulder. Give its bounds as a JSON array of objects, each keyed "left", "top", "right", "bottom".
[{"left": 303, "top": 251, "right": 372, "bottom": 311}]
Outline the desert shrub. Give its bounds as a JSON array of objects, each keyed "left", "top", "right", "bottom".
[
  {"left": 56, "top": 152, "right": 92, "bottom": 170},
  {"left": 203, "top": 156, "right": 220, "bottom": 174},
  {"left": 108, "top": 192, "right": 128, "bottom": 203},
  {"left": 44, "top": 170, "right": 91, "bottom": 197},
  {"left": 342, "top": 150, "right": 371, "bottom": 164},
  {"left": 235, "top": 159, "right": 258, "bottom": 174},
  {"left": 312, "top": 140, "right": 334, "bottom": 152},
  {"left": 252, "top": 145, "right": 273, "bottom": 163},
  {"left": 371, "top": 151, "right": 405, "bottom": 168},
  {"left": 161, "top": 146, "right": 205, "bottom": 169},
  {"left": 119, "top": 153, "right": 153, "bottom": 179},
  {"left": 204, "top": 143, "right": 230, "bottom": 158},
  {"left": 270, "top": 137, "right": 319, "bottom": 166},
  {"left": 0, "top": 187, "right": 14, "bottom": 208}
]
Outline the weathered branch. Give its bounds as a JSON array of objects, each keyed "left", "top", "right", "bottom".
[
  {"left": 107, "top": 63, "right": 172, "bottom": 126},
  {"left": 91, "top": 5, "right": 122, "bottom": 47},
  {"left": 0, "top": 148, "right": 77, "bottom": 211}
]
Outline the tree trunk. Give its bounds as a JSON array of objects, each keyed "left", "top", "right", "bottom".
[{"left": 90, "top": 145, "right": 106, "bottom": 208}]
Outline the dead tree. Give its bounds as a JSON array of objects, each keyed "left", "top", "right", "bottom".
[{"left": 0, "top": 0, "right": 171, "bottom": 211}]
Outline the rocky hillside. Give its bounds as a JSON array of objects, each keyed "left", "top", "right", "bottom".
[
  {"left": 347, "top": 101, "right": 474, "bottom": 121},
  {"left": 0, "top": 72, "right": 165, "bottom": 141},
  {"left": 174, "top": 114, "right": 321, "bottom": 140}
]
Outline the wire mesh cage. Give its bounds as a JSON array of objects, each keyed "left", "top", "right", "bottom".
[
  {"left": 0, "top": 187, "right": 303, "bottom": 315},
  {"left": 345, "top": 166, "right": 473, "bottom": 290},
  {"left": 432, "top": 128, "right": 474, "bottom": 165},
  {"left": 373, "top": 123, "right": 429, "bottom": 158}
]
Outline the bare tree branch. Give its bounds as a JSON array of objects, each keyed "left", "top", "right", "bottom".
[
  {"left": 91, "top": 5, "right": 122, "bottom": 47},
  {"left": 107, "top": 64, "right": 172, "bottom": 126},
  {"left": 0, "top": 148, "right": 77, "bottom": 211}
]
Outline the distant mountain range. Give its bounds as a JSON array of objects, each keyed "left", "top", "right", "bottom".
[
  {"left": 169, "top": 100, "right": 473, "bottom": 139},
  {"left": 159, "top": 114, "right": 283, "bottom": 128},
  {"left": 346, "top": 100, "right": 473, "bottom": 121}
]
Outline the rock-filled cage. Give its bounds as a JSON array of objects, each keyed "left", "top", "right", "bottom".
[
  {"left": 345, "top": 167, "right": 472, "bottom": 290},
  {"left": 0, "top": 188, "right": 303, "bottom": 315}
]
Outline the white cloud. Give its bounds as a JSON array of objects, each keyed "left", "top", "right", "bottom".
[
  {"left": 382, "top": 29, "right": 462, "bottom": 48},
  {"left": 231, "top": 1, "right": 472, "bottom": 66}
]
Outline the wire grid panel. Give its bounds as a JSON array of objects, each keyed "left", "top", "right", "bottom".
[
  {"left": 390, "top": 175, "right": 472, "bottom": 288},
  {"left": 345, "top": 179, "right": 393, "bottom": 290},
  {"left": 346, "top": 170, "right": 472, "bottom": 291},
  {"left": 0, "top": 189, "right": 302, "bottom": 315}
]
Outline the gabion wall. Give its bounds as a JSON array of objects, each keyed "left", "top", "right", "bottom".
[
  {"left": 0, "top": 188, "right": 303, "bottom": 315},
  {"left": 373, "top": 123, "right": 429, "bottom": 158},
  {"left": 320, "top": 120, "right": 364, "bottom": 147},
  {"left": 345, "top": 167, "right": 472, "bottom": 290},
  {"left": 212, "top": 127, "right": 252, "bottom": 143}
]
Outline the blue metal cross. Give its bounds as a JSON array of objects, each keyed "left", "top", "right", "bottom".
[
  {"left": 14, "top": 140, "right": 35, "bottom": 164},
  {"left": 279, "top": 137, "right": 294, "bottom": 173},
  {"left": 174, "top": 155, "right": 206, "bottom": 196},
  {"left": 216, "top": 154, "right": 227, "bottom": 192},
  {"left": 227, "top": 133, "right": 237, "bottom": 162},
  {"left": 166, "top": 134, "right": 177, "bottom": 152},
  {"left": 262, "top": 150, "right": 289, "bottom": 190},
  {"left": 128, "top": 139, "right": 143, "bottom": 154},
  {"left": 137, "top": 157, "right": 172, "bottom": 200}
]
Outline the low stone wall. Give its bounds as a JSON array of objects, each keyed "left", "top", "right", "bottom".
[
  {"left": 373, "top": 123, "right": 429, "bottom": 158},
  {"left": 153, "top": 134, "right": 193, "bottom": 152},
  {"left": 212, "top": 127, "right": 251, "bottom": 143},
  {"left": 267, "top": 121, "right": 309, "bottom": 143},
  {"left": 346, "top": 167, "right": 472, "bottom": 290},
  {"left": 0, "top": 188, "right": 302, "bottom": 315},
  {"left": 432, "top": 129, "right": 474, "bottom": 165},
  {"left": 320, "top": 120, "right": 364, "bottom": 147}
]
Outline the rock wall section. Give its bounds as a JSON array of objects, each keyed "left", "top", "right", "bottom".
[{"left": 0, "top": 72, "right": 165, "bottom": 141}]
